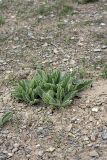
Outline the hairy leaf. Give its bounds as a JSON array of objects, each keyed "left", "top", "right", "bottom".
[{"left": 0, "top": 112, "right": 13, "bottom": 127}]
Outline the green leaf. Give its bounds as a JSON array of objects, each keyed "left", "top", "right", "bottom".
[
  {"left": 63, "top": 90, "right": 77, "bottom": 102},
  {"left": 0, "top": 112, "right": 13, "bottom": 127},
  {"left": 42, "top": 91, "right": 55, "bottom": 105},
  {"left": 75, "top": 80, "right": 92, "bottom": 91},
  {"left": 60, "top": 71, "right": 76, "bottom": 89},
  {"left": 56, "top": 85, "right": 64, "bottom": 103},
  {"left": 51, "top": 69, "right": 61, "bottom": 84},
  {"left": 43, "top": 83, "right": 56, "bottom": 91},
  {"left": 37, "top": 70, "right": 48, "bottom": 83}
]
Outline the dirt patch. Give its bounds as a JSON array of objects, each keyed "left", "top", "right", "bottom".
[
  {"left": 0, "top": 80, "right": 107, "bottom": 160},
  {"left": 0, "top": 0, "right": 107, "bottom": 159}
]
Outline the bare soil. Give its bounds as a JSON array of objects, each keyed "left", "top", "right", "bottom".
[{"left": 0, "top": 0, "right": 107, "bottom": 160}]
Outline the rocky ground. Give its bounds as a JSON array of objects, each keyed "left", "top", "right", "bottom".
[{"left": 0, "top": 0, "right": 107, "bottom": 159}]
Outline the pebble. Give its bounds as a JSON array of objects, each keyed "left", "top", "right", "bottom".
[
  {"left": 78, "top": 42, "right": 84, "bottom": 46},
  {"left": 0, "top": 153, "right": 7, "bottom": 160},
  {"left": 83, "top": 136, "right": 89, "bottom": 141},
  {"left": 36, "top": 144, "right": 41, "bottom": 148},
  {"left": 100, "top": 23, "right": 106, "bottom": 26},
  {"left": 8, "top": 153, "right": 13, "bottom": 157},
  {"left": 102, "top": 130, "right": 107, "bottom": 140},
  {"left": 63, "top": 19, "right": 68, "bottom": 23},
  {"left": 70, "top": 68, "right": 73, "bottom": 72},
  {"left": 65, "top": 124, "right": 72, "bottom": 132},
  {"left": 89, "top": 116, "right": 93, "bottom": 122},
  {"left": 38, "top": 15, "right": 43, "bottom": 19},
  {"left": 53, "top": 48, "right": 58, "bottom": 54},
  {"left": 89, "top": 150, "right": 99, "bottom": 157},
  {"left": 90, "top": 133, "right": 98, "bottom": 142},
  {"left": 94, "top": 49, "right": 101, "bottom": 52},
  {"left": 13, "top": 143, "right": 20, "bottom": 148},
  {"left": 28, "top": 31, "right": 34, "bottom": 39},
  {"left": 12, "top": 147, "right": 18, "bottom": 153},
  {"left": 42, "top": 42, "right": 48, "bottom": 47},
  {"left": 92, "top": 107, "right": 99, "bottom": 112},
  {"left": 0, "top": 60, "right": 4, "bottom": 63},
  {"left": 37, "top": 150, "right": 43, "bottom": 156},
  {"left": 70, "top": 59, "right": 75, "bottom": 65},
  {"left": 46, "top": 147, "right": 55, "bottom": 152},
  {"left": 50, "top": 14, "right": 55, "bottom": 17},
  {"left": 63, "top": 58, "right": 68, "bottom": 62},
  {"left": 14, "top": 37, "right": 19, "bottom": 41},
  {"left": 102, "top": 45, "right": 107, "bottom": 49},
  {"left": 26, "top": 154, "right": 31, "bottom": 158}
]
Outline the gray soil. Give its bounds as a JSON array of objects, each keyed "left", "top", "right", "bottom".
[{"left": 0, "top": 0, "right": 107, "bottom": 159}]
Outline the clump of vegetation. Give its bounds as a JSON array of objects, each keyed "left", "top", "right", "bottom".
[
  {"left": 36, "top": 1, "right": 74, "bottom": 17},
  {"left": 101, "top": 64, "right": 107, "bottom": 78},
  {"left": 0, "top": 112, "right": 13, "bottom": 127},
  {"left": 58, "top": 4, "right": 74, "bottom": 16},
  {"left": 12, "top": 79, "right": 41, "bottom": 105},
  {"left": 0, "top": 16, "right": 5, "bottom": 26},
  {"left": 78, "top": 68, "right": 88, "bottom": 79},
  {"left": 36, "top": 4, "right": 54, "bottom": 16},
  {"left": 77, "top": 0, "right": 98, "bottom": 4},
  {"left": 12, "top": 69, "right": 92, "bottom": 109},
  {"left": 40, "top": 70, "right": 91, "bottom": 109}
]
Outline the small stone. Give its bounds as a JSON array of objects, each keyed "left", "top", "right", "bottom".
[
  {"left": 0, "top": 153, "right": 7, "bottom": 160},
  {"left": 0, "top": 60, "right": 4, "bottom": 63},
  {"left": 70, "top": 68, "right": 73, "bottom": 72},
  {"left": 8, "top": 153, "right": 13, "bottom": 157},
  {"left": 78, "top": 42, "right": 84, "bottom": 46},
  {"left": 90, "top": 133, "right": 98, "bottom": 142},
  {"left": 38, "top": 15, "right": 43, "bottom": 19},
  {"left": 102, "top": 45, "right": 107, "bottom": 49},
  {"left": 71, "top": 37, "right": 75, "bottom": 40},
  {"left": 89, "top": 150, "right": 99, "bottom": 157},
  {"left": 94, "top": 49, "right": 101, "bottom": 52},
  {"left": 12, "top": 148, "right": 18, "bottom": 153},
  {"left": 36, "top": 144, "right": 41, "bottom": 148},
  {"left": 37, "top": 150, "right": 43, "bottom": 156},
  {"left": 50, "top": 14, "right": 55, "bottom": 17},
  {"left": 53, "top": 48, "right": 58, "bottom": 54},
  {"left": 0, "top": 139, "right": 3, "bottom": 145},
  {"left": 83, "top": 136, "right": 89, "bottom": 141},
  {"left": 87, "top": 143, "right": 93, "bottom": 147},
  {"left": 13, "top": 143, "right": 20, "bottom": 148},
  {"left": 42, "top": 42, "right": 48, "bottom": 47},
  {"left": 86, "top": 99, "right": 90, "bottom": 104},
  {"left": 92, "top": 107, "right": 99, "bottom": 112},
  {"left": 89, "top": 116, "right": 93, "bottom": 122},
  {"left": 102, "top": 130, "right": 107, "bottom": 140},
  {"left": 70, "top": 59, "right": 75, "bottom": 65},
  {"left": 65, "top": 124, "right": 72, "bottom": 132},
  {"left": 100, "top": 23, "right": 106, "bottom": 26},
  {"left": 46, "top": 147, "right": 55, "bottom": 152},
  {"left": 14, "top": 37, "right": 19, "bottom": 41},
  {"left": 28, "top": 31, "right": 34, "bottom": 39},
  {"left": 63, "top": 19, "right": 68, "bottom": 23},
  {"left": 26, "top": 154, "right": 31, "bottom": 158},
  {"left": 37, "top": 127, "right": 43, "bottom": 133},
  {"left": 63, "top": 58, "right": 68, "bottom": 62},
  {"left": 68, "top": 132, "right": 75, "bottom": 138}
]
